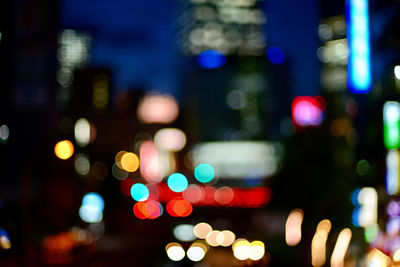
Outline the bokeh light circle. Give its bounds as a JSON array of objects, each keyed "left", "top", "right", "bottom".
[
  {"left": 130, "top": 183, "right": 150, "bottom": 202},
  {"left": 120, "top": 152, "right": 140, "bottom": 172},
  {"left": 54, "top": 140, "right": 74, "bottom": 160},
  {"left": 193, "top": 222, "right": 212, "bottom": 239},
  {"left": 187, "top": 246, "right": 206, "bottom": 262},
  {"left": 194, "top": 164, "right": 215, "bottom": 183},
  {"left": 166, "top": 243, "right": 185, "bottom": 261},
  {"left": 167, "top": 173, "right": 188, "bottom": 193}
]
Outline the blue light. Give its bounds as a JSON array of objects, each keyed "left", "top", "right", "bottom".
[
  {"left": 194, "top": 164, "right": 215, "bottom": 183},
  {"left": 130, "top": 183, "right": 149, "bottom": 202},
  {"left": 82, "top": 192, "right": 104, "bottom": 211},
  {"left": 267, "top": 46, "right": 285, "bottom": 65},
  {"left": 346, "top": 0, "right": 372, "bottom": 93},
  {"left": 167, "top": 173, "right": 188, "bottom": 192},
  {"left": 351, "top": 188, "right": 361, "bottom": 205},
  {"left": 352, "top": 207, "right": 360, "bottom": 227},
  {"left": 197, "top": 50, "right": 226, "bottom": 69}
]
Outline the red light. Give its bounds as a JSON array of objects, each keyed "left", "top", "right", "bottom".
[
  {"left": 183, "top": 184, "right": 205, "bottom": 204},
  {"left": 133, "top": 202, "right": 147, "bottom": 219},
  {"left": 292, "top": 96, "right": 325, "bottom": 127},
  {"left": 133, "top": 199, "right": 163, "bottom": 219},
  {"left": 215, "top": 187, "right": 234, "bottom": 205},
  {"left": 166, "top": 197, "right": 193, "bottom": 217},
  {"left": 120, "top": 179, "right": 135, "bottom": 197}
]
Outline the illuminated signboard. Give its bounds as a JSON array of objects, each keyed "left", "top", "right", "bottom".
[
  {"left": 346, "top": 0, "right": 372, "bottom": 93},
  {"left": 190, "top": 141, "right": 281, "bottom": 179}
]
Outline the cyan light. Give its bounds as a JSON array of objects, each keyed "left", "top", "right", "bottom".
[
  {"left": 194, "top": 164, "right": 215, "bottom": 183},
  {"left": 197, "top": 50, "right": 226, "bottom": 69},
  {"left": 82, "top": 192, "right": 104, "bottom": 211},
  {"left": 346, "top": 0, "right": 371, "bottom": 93},
  {"left": 130, "top": 183, "right": 149, "bottom": 202},
  {"left": 267, "top": 46, "right": 285, "bottom": 65},
  {"left": 167, "top": 173, "right": 188, "bottom": 193}
]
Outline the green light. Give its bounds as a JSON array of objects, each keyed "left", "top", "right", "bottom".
[
  {"left": 384, "top": 102, "right": 400, "bottom": 150},
  {"left": 364, "top": 224, "right": 378, "bottom": 243},
  {"left": 356, "top": 159, "right": 370, "bottom": 176}
]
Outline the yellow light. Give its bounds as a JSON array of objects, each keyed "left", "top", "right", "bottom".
[
  {"left": 285, "top": 209, "right": 304, "bottom": 246},
  {"left": 0, "top": 236, "right": 11, "bottom": 249},
  {"left": 193, "top": 222, "right": 212, "bottom": 239},
  {"left": 115, "top": 151, "right": 127, "bottom": 168},
  {"left": 311, "top": 219, "right": 331, "bottom": 267},
  {"left": 166, "top": 242, "right": 185, "bottom": 261},
  {"left": 205, "top": 230, "right": 221, "bottom": 247},
  {"left": 331, "top": 228, "right": 352, "bottom": 267},
  {"left": 393, "top": 249, "right": 400, "bottom": 262},
  {"left": 249, "top": 241, "right": 265, "bottom": 261},
  {"left": 54, "top": 140, "right": 74, "bottom": 160},
  {"left": 120, "top": 152, "right": 139, "bottom": 172},
  {"left": 367, "top": 248, "right": 391, "bottom": 267}
]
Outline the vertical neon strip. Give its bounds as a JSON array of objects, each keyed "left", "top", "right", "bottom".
[
  {"left": 386, "top": 150, "right": 400, "bottom": 195},
  {"left": 383, "top": 101, "right": 400, "bottom": 150},
  {"left": 346, "top": 0, "right": 372, "bottom": 93}
]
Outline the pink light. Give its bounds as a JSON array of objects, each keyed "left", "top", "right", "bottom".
[
  {"left": 140, "top": 141, "right": 163, "bottom": 183},
  {"left": 292, "top": 96, "right": 325, "bottom": 127},
  {"left": 137, "top": 94, "right": 179, "bottom": 124}
]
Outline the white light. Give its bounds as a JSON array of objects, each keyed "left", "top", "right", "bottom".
[
  {"left": 74, "top": 154, "right": 91, "bottom": 175},
  {"left": 384, "top": 102, "right": 400, "bottom": 124},
  {"left": 0, "top": 125, "right": 9, "bottom": 141},
  {"left": 386, "top": 150, "right": 400, "bottom": 195},
  {"left": 248, "top": 241, "right": 265, "bottom": 261},
  {"left": 154, "top": 128, "right": 186, "bottom": 152},
  {"left": 166, "top": 244, "right": 185, "bottom": 261},
  {"left": 395, "top": 66, "right": 400, "bottom": 80},
  {"left": 330, "top": 228, "right": 352, "bottom": 267},
  {"left": 233, "top": 244, "right": 250, "bottom": 260},
  {"left": 74, "top": 118, "right": 90, "bottom": 147},
  {"left": 187, "top": 246, "right": 206, "bottom": 262},
  {"left": 79, "top": 205, "right": 103, "bottom": 223},
  {"left": 173, "top": 224, "right": 196, "bottom": 242},
  {"left": 191, "top": 141, "right": 281, "bottom": 179}
]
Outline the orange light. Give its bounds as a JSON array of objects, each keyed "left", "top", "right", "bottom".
[
  {"left": 120, "top": 152, "right": 139, "bottom": 172},
  {"left": 54, "top": 140, "right": 74, "bottom": 160}
]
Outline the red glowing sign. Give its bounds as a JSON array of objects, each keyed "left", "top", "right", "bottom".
[{"left": 292, "top": 96, "right": 325, "bottom": 127}]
